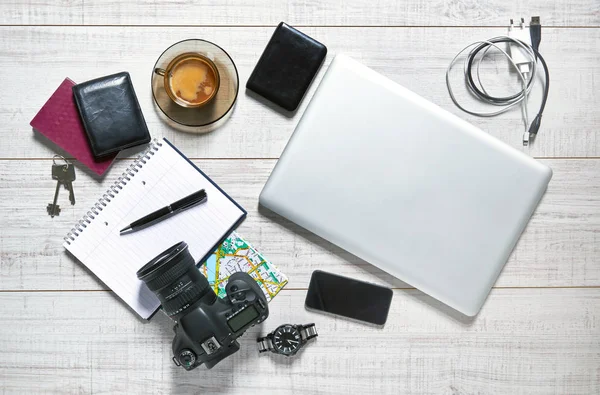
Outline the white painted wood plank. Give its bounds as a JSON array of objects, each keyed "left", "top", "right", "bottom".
[
  {"left": 2, "top": 27, "right": 599, "bottom": 159},
  {"left": 1, "top": 0, "right": 599, "bottom": 26},
  {"left": 0, "top": 289, "right": 598, "bottom": 394},
  {"left": 1, "top": 158, "right": 598, "bottom": 291},
  {"left": 0, "top": 2, "right": 596, "bottom": 393}
]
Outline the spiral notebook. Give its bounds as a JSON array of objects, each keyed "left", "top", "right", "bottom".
[{"left": 63, "top": 138, "right": 246, "bottom": 319}]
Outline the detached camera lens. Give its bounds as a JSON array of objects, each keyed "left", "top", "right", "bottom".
[{"left": 137, "top": 241, "right": 215, "bottom": 318}]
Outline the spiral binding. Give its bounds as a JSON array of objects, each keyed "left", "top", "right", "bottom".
[{"left": 64, "top": 139, "right": 164, "bottom": 245}]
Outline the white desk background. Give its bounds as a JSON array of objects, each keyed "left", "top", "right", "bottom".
[{"left": 0, "top": 1, "right": 598, "bottom": 394}]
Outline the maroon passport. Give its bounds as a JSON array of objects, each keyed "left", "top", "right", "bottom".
[{"left": 30, "top": 78, "right": 116, "bottom": 175}]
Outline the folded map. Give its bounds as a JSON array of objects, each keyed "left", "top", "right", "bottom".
[{"left": 200, "top": 232, "right": 288, "bottom": 301}]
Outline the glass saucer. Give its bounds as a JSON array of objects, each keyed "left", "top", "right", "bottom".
[{"left": 151, "top": 39, "right": 239, "bottom": 132}]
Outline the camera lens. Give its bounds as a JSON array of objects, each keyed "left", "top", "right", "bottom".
[{"left": 137, "top": 241, "right": 216, "bottom": 318}]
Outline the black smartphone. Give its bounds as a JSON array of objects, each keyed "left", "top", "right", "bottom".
[{"left": 305, "top": 270, "right": 393, "bottom": 325}]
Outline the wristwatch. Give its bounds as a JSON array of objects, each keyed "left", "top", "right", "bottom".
[{"left": 257, "top": 323, "right": 318, "bottom": 356}]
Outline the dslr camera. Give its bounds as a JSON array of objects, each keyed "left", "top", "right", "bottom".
[{"left": 137, "top": 241, "right": 269, "bottom": 370}]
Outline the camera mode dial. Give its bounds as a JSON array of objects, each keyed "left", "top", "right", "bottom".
[{"left": 178, "top": 349, "right": 196, "bottom": 369}]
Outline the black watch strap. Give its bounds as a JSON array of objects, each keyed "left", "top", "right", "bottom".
[
  {"left": 257, "top": 335, "right": 273, "bottom": 353},
  {"left": 299, "top": 323, "right": 318, "bottom": 341}
]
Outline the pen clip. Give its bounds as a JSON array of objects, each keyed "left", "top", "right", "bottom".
[
  {"left": 172, "top": 189, "right": 208, "bottom": 212},
  {"left": 176, "top": 195, "right": 207, "bottom": 212}
]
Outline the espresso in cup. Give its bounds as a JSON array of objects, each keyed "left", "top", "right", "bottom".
[{"left": 155, "top": 53, "right": 220, "bottom": 108}]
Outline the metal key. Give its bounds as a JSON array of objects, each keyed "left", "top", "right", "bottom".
[
  {"left": 59, "top": 165, "right": 76, "bottom": 205},
  {"left": 51, "top": 160, "right": 76, "bottom": 204},
  {"left": 47, "top": 156, "right": 76, "bottom": 217},
  {"left": 47, "top": 177, "right": 62, "bottom": 217}
]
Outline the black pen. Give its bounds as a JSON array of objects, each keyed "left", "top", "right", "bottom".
[{"left": 120, "top": 189, "right": 207, "bottom": 235}]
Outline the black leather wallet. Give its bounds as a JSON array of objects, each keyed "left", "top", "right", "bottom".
[
  {"left": 247, "top": 22, "right": 327, "bottom": 111},
  {"left": 73, "top": 72, "right": 150, "bottom": 158}
]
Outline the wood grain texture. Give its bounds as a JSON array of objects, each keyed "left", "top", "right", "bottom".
[
  {"left": 1, "top": 158, "right": 598, "bottom": 291},
  {"left": 0, "top": 289, "right": 598, "bottom": 394},
  {"left": 1, "top": 0, "right": 600, "bottom": 27},
  {"left": 1, "top": 1, "right": 599, "bottom": 392},
  {"left": 2, "top": 26, "right": 599, "bottom": 159}
]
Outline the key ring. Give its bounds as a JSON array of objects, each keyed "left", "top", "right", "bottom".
[{"left": 52, "top": 155, "right": 70, "bottom": 171}]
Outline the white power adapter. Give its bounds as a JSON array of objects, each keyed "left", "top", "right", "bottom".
[{"left": 508, "top": 18, "right": 533, "bottom": 75}]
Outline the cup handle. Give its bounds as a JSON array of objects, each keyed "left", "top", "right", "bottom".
[{"left": 154, "top": 68, "right": 166, "bottom": 76}]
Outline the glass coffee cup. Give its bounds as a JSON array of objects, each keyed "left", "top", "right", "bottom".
[{"left": 154, "top": 52, "right": 221, "bottom": 108}]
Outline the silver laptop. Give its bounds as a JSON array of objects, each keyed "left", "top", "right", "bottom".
[{"left": 259, "top": 54, "right": 552, "bottom": 316}]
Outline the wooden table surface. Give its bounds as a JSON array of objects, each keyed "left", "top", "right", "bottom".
[{"left": 1, "top": 1, "right": 599, "bottom": 394}]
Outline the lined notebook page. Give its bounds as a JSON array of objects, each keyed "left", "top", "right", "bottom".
[{"left": 63, "top": 139, "right": 245, "bottom": 319}]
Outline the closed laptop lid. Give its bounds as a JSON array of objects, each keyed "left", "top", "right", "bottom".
[{"left": 260, "top": 54, "right": 552, "bottom": 316}]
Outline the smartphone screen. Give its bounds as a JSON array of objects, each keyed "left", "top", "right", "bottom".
[{"left": 305, "top": 270, "right": 393, "bottom": 325}]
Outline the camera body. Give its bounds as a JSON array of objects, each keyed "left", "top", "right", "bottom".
[
  {"left": 137, "top": 241, "right": 269, "bottom": 371},
  {"left": 172, "top": 272, "right": 268, "bottom": 370}
]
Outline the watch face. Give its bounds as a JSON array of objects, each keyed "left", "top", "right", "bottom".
[{"left": 273, "top": 325, "right": 301, "bottom": 355}]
